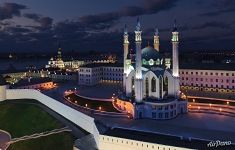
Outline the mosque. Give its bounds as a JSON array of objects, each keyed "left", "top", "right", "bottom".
[{"left": 116, "top": 19, "right": 188, "bottom": 119}]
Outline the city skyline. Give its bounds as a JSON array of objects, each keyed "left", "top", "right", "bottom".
[{"left": 0, "top": 0, "right": 235, "bottom": 53}]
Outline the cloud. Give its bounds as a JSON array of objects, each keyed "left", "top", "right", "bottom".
[
  {"left": 24, "top": 13, "right": 53, "bottom": 28},
  {"left": 79, "top": 0, "right": 179, "bottom": 25},
  {"left": 192, "top": 21, "right": 232, "bottom": 30},
  {"left": 0, "top": 3, "right": 27, "bottom": 20},
  {"left": 39, "top": 17, "right": 53, "bottom": 28},
  {"left": 200, "top": 0, "right": 235, "bottom": 17},
  {"left": 24, "top": 13, "right": 40, "bottom": 20},
  {"left": 200, "top": 8, "right": 235, "bottom": 17}
]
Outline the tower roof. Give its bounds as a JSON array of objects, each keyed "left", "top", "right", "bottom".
[
  {"left": 173, "top": 19, "right": 177, "bottom": 32},
  {"left": 124, "top": 24, "right": 128, "bottom": 35},
  {"left": 136, "top": 17, "right": 141, "bottom": 31},
  {"left": 155, "top": 28, "right": 159, "bottom": 36}
]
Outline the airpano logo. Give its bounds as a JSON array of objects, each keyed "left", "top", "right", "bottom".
[{"left": 207, "top": 140, "right": 232, "bottom": 147}]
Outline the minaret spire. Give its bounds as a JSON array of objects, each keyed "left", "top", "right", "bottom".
[
  {"left": 136, "top": 17, "right": 141, "bottom": 31},
  {"left": 173, "top": 19, "right": 177, "bottom": 32},
  {"left": 154, "top": 27, "right": 160, "bottom": 51},
  {"left": 124, "top": 24, "right": 128, "bottom": 35},
  {"left": 57, "top": 41, "right": 62, "bottom": 61}
]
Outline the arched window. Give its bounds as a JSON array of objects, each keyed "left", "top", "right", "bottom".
[
  {"left": 151, "top": 77, "right": 156, "bottom": 92},
  {"left": 131, "top": 76, "right": 135, "bottom": 97},
  {"left": 159, "top": 76, "right": 163, "bottom": 98},
  {"left": 163, "top": 77, "right": 168, "bottom": 95},
  {"left": 145, "top": 78, "right": 149, "bottom": 97}
]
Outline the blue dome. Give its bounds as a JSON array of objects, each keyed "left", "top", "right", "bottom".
[{"left": 141, "top": 46, "right": 162, "bottom": 61}]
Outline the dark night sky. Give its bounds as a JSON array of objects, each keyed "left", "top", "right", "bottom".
[{"left": 0, "top": 0, "right": 235, "bottom": 53}]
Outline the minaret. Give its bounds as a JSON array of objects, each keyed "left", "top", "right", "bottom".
[
  {"left": 171, "top": 20, "right": 180, "bottom": 98},
  {"left": 123, "top": 24, "right": 129, "bottom": 91},
  {"left": 171, "top": 20, "right": 179, "bottom": 77},
  {"left": 154, "top": 28, "right": 160, "bottom": 51},
  {"left": 57, "top": 42, "right": 62, "bottom": 61},
  {"left": 135, "top": 18, "right": 142, "bottom": 79},
  {"left": 134, "top": 18, "right": 143, "bottom": 103}
]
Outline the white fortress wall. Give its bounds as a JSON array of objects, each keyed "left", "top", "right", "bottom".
[
  {"left": 99, "top": 135, "right": 190, "bottom": 150},
  {"left": 5, "top": 89, "right": 100, "bottom": 147}
]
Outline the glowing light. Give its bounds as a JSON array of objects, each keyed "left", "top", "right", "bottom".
[
  {"left": 193, "top": 99, "right": 195, "bottom": 102},
  {"left": 219, "top": 108, "right": 222, "bottom": 112},
  {"left": 85, "top": 104, "right": 88, "bottom": 107},
  {"left": 99, "top": 106, "right": 102, "bottom": 111},
  {"left": 227, "top": 101, "right": 229, "bottom": 105},
  {"left": 198, "top": 106, "right": 200, "bottom": 110},
  {"left": 209, "top": 103, "right": 212, "bottom": 107},
  {"left": 189, "top": 104, "right": 191, "bottom": 107},
  {"left": 75, "top": 101, "right": 77, "bottom": 103}
]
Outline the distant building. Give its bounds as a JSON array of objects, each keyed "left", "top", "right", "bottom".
[
  {"left": 27, "top": 68, "right": 77, "bottom": 81},
  {"left": 179, "top": 63, "right": 235, "bottom": 93},
  {"left": 46, "top": 44, "right": 65, "bottom": 69},
  {"left": 78, "top": 63, "right": 123, "bottom": 85},
  {"left": 11, "top": 77, "right": 53, "bottom": 90},
  {"left": 45, "top": 44, "right": 116, "bottom": 69}
]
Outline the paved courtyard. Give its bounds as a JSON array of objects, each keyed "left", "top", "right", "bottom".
[
  {"left": 95, "top": 112, "right": 235, "bottom": 142},
  {"left": 77, "top": 82, "right": 122, "bottom": 99},
  {"left": 43, "top": 82, "right": 235, "bottom": 144}
]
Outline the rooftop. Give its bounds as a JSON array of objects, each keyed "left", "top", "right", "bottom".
[
  {"left": 104, "top": 127, "right": 227, "bottom": 149},
  {"left": 180, "top": 63, "right": 235, "bottom": 71},
  {"left": 12, "top": 77, "right": 52, "bottom": 88},
  {"left": 80, "top": 63, "right": 123, "bottom": 68}
]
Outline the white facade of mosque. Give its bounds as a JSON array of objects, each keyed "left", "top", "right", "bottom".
[{"left": 118, "top": 19, "right": 187, "bottom": 119}]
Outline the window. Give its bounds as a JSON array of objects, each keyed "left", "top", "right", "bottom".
[
  {"left": 145, "top": 78, "right": 149, "bottom": 97},
  {"left": 159, "top": 113, "right": 163, "bottom": 118},
  {"left": 152, "top": 112, "right": 156, "bottom": 118},
  {"left": 165, "top": 106, "right": 169, "bottom": 110},
  {"left": 165, "top": 113, "right": 169, "bottom": 118},
  {"left": 151, "top": 77, "right": 156, "bottom": 92}
]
